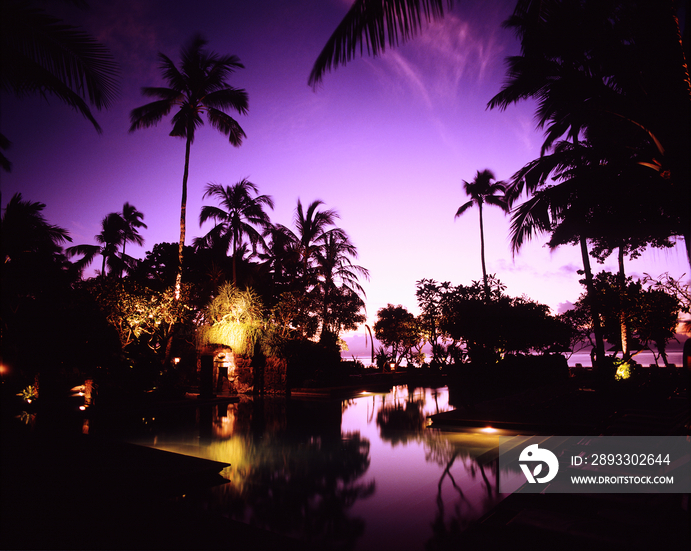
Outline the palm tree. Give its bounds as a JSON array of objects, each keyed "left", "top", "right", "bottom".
[
  {"left": 119, "top": 202, "right": 147, "bottom": 277},
  {"left": 489, "top": 0, "right": 690, "bottom": 264},
  {"left": 196, "top": 179, "right": 274, "bottom": 284},
  {"left": 454, "top": 169, "right": 509, "bottom": 298},
  {"left": 1, "top": 192, "right": 74, "bottom": 304},
  {"left": 1, "top": 193, "right": 72, "bottom": 261},
  {"left": 506, "top": 148, "right": 609, "bottom": 367},
  {"left": 1, "top": 0, "right": 120, "bottom": 171},
  {"left": 129, "top": 34, "right": 248, "bottom": 297},
  {"left": 67, "top": 212, "right": 125, "bottom": 278},
  {"left": 309, "top": 0, "right": 451, "bottom": 87},
  {"left": 314, "top": 231, "right": 370, "bottom": 335},
  {"left": 489, "top": 0, "right": 688, "bottom": 369},
  {"left": 278, "top": 199, "right": 346, "bottom": 283}
]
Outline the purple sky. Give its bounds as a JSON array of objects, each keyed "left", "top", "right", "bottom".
[{"left": 2, "top": 0, "right": 689, "bottom": 352}]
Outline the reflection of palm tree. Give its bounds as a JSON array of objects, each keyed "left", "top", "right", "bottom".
[
  {"left": 67, "top": 212, "right": 125, "bottom": 278},
  {"left": 196, "top": 179, "right": 274, "bottom": 284},
  {"left": 1, "top": 1, "right": 119, "bottom": 171},
  {"left": 454, "top": 169, "right": 508, "bottom": 298},
  {"left": 119, "top": 202, "right": 146, "bottom": 278},
  {"left": 129, "top": 34, "right": 248, "bottom": 297}
]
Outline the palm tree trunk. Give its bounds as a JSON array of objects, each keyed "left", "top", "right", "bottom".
[
  {"left": 478, "top": 202, "right": 488, "bottom": 298},
  {"left": 121, "top": 241, "right": 126, "bottom": 279},
  {"left": 232, "top": 236, "right": 237, "bottom": 285},
  {"left": 618, "top": 245, "right": 629, "bottom": 358},
  {"left": 175, "top": 135, "right": 192, "bottom": 299},
  {"left": 579, "top": 235, "right": 606, "bottom": 371},
  {"left": 101, "top": 253, "right": 107, "bottom": 279}
]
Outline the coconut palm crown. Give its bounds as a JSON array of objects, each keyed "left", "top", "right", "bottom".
[{"left": 196, "top": 179, "right": 274, "bottom": 284}]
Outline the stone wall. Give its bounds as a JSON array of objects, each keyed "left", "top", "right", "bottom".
[{"left": 198, "top": 345, "right": 287, "bottom": 395}]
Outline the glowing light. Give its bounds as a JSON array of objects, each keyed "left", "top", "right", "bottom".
[
  {"left": 480, "top": 427, "right": 497, "bottom": 433},
  {"left": 79, "top": 405, "right": 86, "bottom": 411},
  {"left": 615, "top": 362, "right": 632, "bottom": 380},
  {"left": 173, "top": 357, "right": 181, "bottom": 365}
]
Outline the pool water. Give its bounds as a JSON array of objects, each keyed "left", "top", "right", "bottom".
[{"left": 123, "top": 385, "right": 523, "bottom": 550}]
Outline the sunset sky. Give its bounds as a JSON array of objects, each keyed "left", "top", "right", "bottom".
[{"left": 2, "top": 0, "right": 689, "bottom": 352}]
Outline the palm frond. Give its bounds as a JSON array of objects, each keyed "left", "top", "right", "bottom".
[
  {"left": 206, "top": 108, "right": 246, "bottom": 146},
  {"left": 309, "top": 0, "right": 450, "bottom": 88},
  {"left": 1, "top": 2, "right": 119, "bottom": 126},
  {"left": 203, "top": 88, "right": 249, "bottom": 114},
  {"left": 454, "top": 200, "right": 473, "bottom": 218},
  {"left": 129, "top": 99, "right": 175, "bottom": 131},
  {"left": 509, "top": 194, "right": 553, "bottom": 254}
]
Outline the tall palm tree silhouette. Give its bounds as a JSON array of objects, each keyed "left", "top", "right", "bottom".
[
  {"left": 119, "top": 202, "right": 146, "bottom": 277},
  {"left": 196, "top": 179, "right": 274, "bottom": 284},
  {"left": 129, "top": 34, "right": 248, "bottom": 297},
  {"left": 454, "top": 169, "right": 508, "bottom": 298}
]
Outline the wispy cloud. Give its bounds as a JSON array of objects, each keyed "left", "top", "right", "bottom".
[{"left": 372, "top": 13, "right": 507, "bottom": 106}]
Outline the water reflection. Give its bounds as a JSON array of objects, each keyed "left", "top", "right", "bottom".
[{"left": 125, "top": 386, "right": 520, "bottom": 550}]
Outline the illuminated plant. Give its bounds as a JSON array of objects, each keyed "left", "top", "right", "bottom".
[
  {"left": 198, "top": 283, "right": 265, "bottom": 356},
  {"left": 17, "top": 385, "right": 38, "bottom": 403}
]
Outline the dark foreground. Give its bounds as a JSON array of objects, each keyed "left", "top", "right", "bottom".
[{"left": 2, "top": 370, "right": 689, "bottom": 550}]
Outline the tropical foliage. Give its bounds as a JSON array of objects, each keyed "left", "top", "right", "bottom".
[
  {"left": 565, "top": 271, "right": 682, "bottom": 367},
  {"left": 416, "top": 276, "right": 571, "bottom": 366},
  {"left": 66, "top": 204, "right": 146, "bottom": 278},
  {"left": 373, "top": 304, "right": 421, "bottom": 367},
  {"left": 196, "top": 179, "right": 274, "bottom": 284},
  {"left": 309, "top": 0, "right": 451, "bottom": 87},
  {"left": 1, "top": 194, "right": 121, "bottom": 393},
  {"left": 79, "top": 278, "right": 193, "bottom": 354},
  {"left": 197, "top": 283, "right": 265, "bottom": 356}
]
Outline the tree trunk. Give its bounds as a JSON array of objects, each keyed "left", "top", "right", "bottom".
[
  {"left": 579, "top": 236, "right": 606, "bottom": 371},
  {"left": 121, "top": 241, "right": 126, "bottom": 279},
  {"left": 478, "top": 202, "right": 489, "bottom": 299},
  {"left": 618, "top": 245, "right": 629, "bottom": 358},
  {"left": 175, "top": 135, "right": 192, "bottom": 300},
  {"left": 232, "top": 238, "right": 237, "bottom": 285}
]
